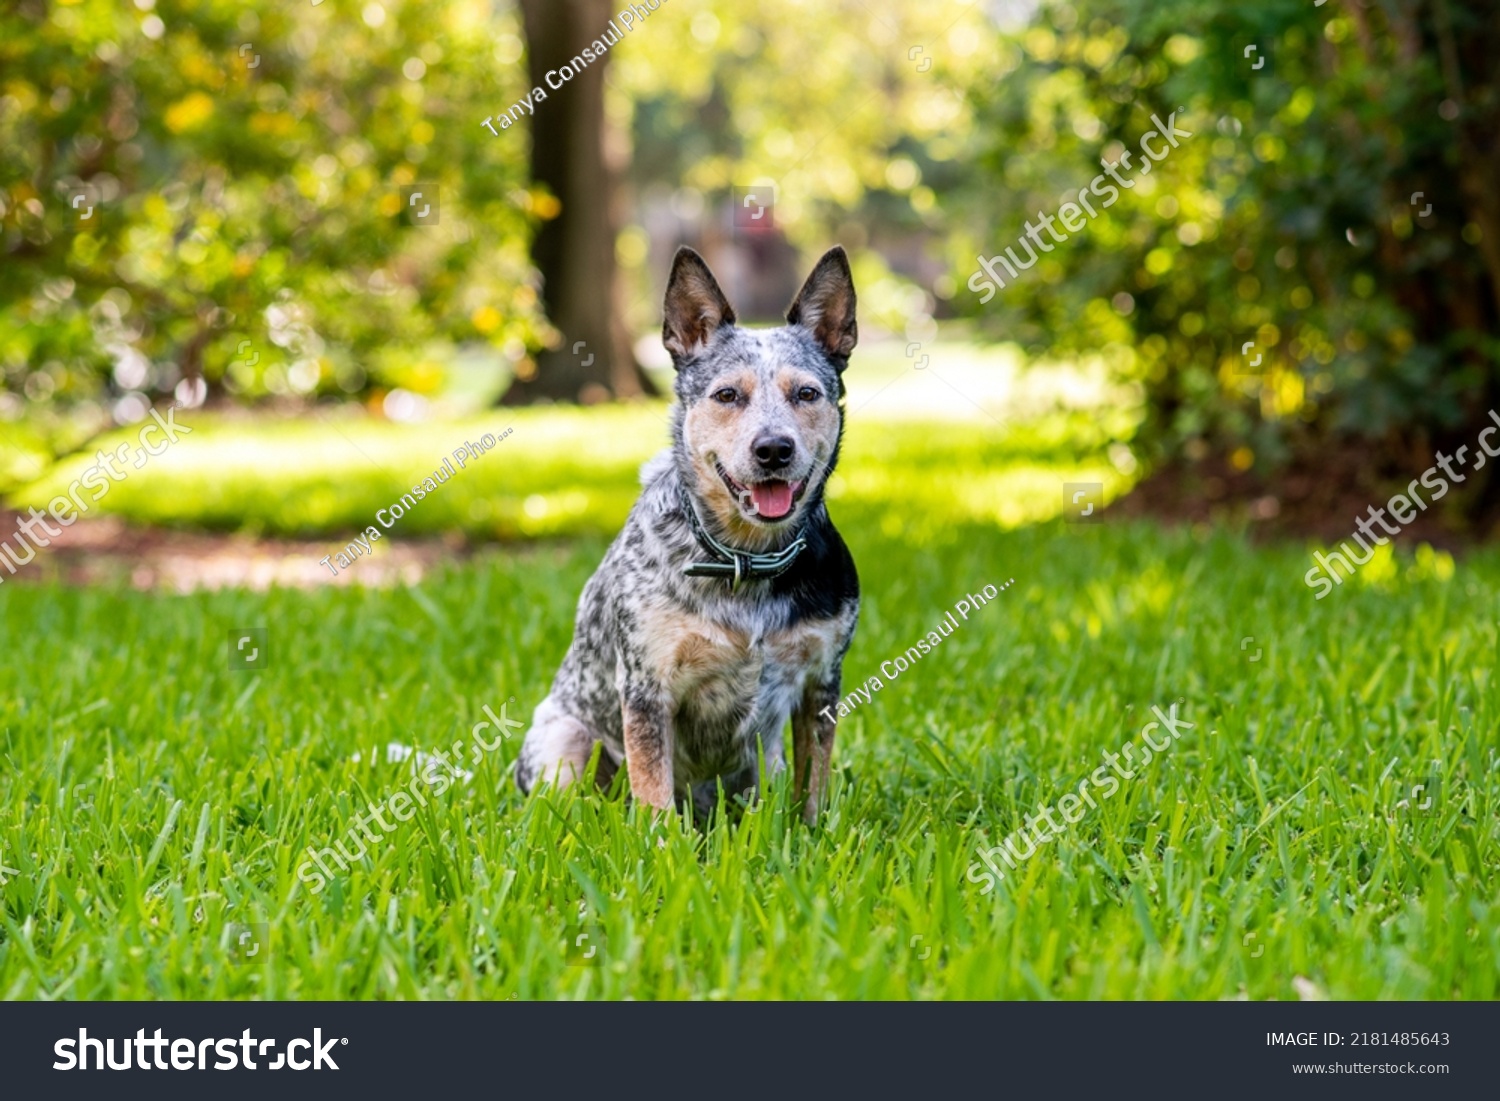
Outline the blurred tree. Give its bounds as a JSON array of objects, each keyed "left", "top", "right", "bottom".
[
  {"left": 501, "top": 0, "right": 989, "bottom": 401},
  {"left": 0, "top": 0, "right": 545, "bottom": 447},
  {"left": 958, "top": 0, "right": 1500, "bottom": 524},
  {"left": 505, "top": 0, "right": 650, "bottom": 404}
]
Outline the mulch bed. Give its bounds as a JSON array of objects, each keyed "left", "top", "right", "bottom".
[{"left": 1108, "top": 446, "right": 1481, "bottom": 551}]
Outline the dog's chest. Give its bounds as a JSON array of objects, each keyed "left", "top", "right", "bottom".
[{"left": 640, "top": 599, "right": 842, "bottom": 723}]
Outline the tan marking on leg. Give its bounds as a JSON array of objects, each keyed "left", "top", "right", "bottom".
[
  {"left": 623, "top": 699, "right": 675, "bottom": 810},
  {"left": 793, "top": 699, "right": 836, "bottom": 825}
]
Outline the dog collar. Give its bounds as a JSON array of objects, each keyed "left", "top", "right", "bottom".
[{"left": 679, "top": 488, "right": 808, "bottom": 591}]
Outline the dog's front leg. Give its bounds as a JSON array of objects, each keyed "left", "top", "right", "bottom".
[
  {"left": 622, "top": 687, "right": 675, "bottom": 811},
  {"left": 793, "top": 674, "right": 840, "bottom": 825}
]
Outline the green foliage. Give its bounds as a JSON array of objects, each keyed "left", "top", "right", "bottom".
[
  {"left": 958, "top": 0, "right": 1500, "bottom": 476},
  {"left": 0, "top": 0, "right": 546, "bottom": 424},
  {"left": 613, "top": 0, "right": 993, "bottom": 327}
]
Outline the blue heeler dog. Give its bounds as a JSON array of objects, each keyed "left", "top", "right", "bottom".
[{"left": 515, "top": 246, "right": 860, "bottom": 823}]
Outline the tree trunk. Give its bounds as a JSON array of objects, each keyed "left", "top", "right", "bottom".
[{"left": 505, "top": 0, "right": 654, "bottom": 404}]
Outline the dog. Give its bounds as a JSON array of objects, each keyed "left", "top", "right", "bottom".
[{"left": 515, "top": 245, "right": 860, "bottom": 824}]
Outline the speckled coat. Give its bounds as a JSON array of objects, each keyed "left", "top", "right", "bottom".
[{"left": 515, "top": 246, "right": 862, "bottom": 823}]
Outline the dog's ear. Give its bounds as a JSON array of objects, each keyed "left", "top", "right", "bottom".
[
  {"left": 786, "top": 246, "right": 857, "bottom": 367},
  {"left": 662, "top": 247, "right": 736, "bottom": 363}
]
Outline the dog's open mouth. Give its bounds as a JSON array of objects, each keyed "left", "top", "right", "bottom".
[{"left": 716, "top": 462, "right": 806, "bottom": 522}]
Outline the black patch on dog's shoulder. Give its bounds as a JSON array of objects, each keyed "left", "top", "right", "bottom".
[{"left": 772, "top": 507, "right": 858, "bottom": 622}]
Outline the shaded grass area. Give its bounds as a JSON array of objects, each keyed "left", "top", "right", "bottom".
[{"left": 0, "top": 506, "right": 1495, "bottom": 999}]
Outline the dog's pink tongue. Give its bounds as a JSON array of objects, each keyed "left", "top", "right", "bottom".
[{"left": 751, "top": 481, "right": 794, "bottom": 519}]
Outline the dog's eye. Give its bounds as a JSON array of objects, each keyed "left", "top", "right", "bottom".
[
  {"left": 796, "top": 386, "right": 821, "bottom": 402},
  {"left": 713, "top": 387, "right": 738, "bottom": 404}
]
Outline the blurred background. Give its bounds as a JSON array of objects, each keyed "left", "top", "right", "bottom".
[{"left": 2, "top": 0, "right": 1498, "bottom": 576}]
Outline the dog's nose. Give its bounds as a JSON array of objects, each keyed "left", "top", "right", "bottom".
[{"left": 752, "top": 434, "right": 795, "bottom": 471}]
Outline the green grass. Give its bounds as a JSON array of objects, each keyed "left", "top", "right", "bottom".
[
  {"left": 0, "top": 379, "right": 1496, "bottom": 999},
  {"left": 1, "top": 501, "right": 1496, "bottom": 998}
]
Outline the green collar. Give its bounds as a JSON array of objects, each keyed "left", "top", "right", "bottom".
[{"left": 679, "top": 488, "right": 808, "bottom": 591}]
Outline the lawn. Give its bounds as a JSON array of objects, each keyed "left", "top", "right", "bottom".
[{"left": 0, "top": 375, "right": 1496, "bottom": 999}]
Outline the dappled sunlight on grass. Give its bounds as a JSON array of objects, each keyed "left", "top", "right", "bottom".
[
  {"left": 10, "top": 394, "right": 1137, "bottom": 539},
  {"left": 835, "top": 461, "right": 1126, "bottom": 540}
]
